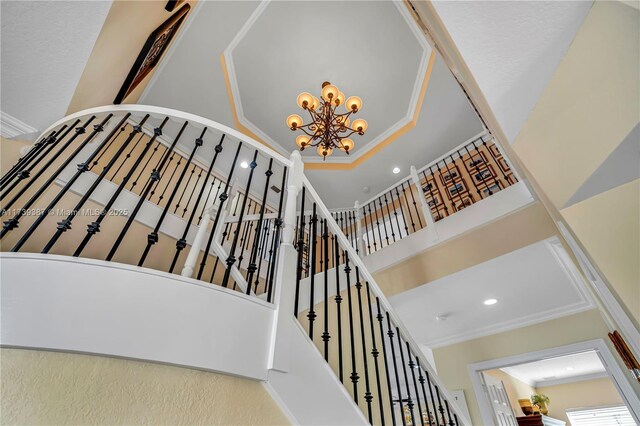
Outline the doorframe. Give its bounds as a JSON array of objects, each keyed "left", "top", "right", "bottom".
[{"left": 468, "top": 339, "right": 640, "bottom": 425}]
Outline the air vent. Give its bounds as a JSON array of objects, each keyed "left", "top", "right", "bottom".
[{"left": 271, "top": 185, "right": 281, "bottom": 193}]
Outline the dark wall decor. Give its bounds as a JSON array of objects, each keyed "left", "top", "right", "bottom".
[
  {"left": 114, "top": 4, "right": 190, "bottom": 104},
  {"left": 165, "top": 0, "right": 185, "bottom": 12}
]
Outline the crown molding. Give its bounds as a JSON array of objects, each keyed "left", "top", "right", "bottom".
[
  {"left": 222, "top": 0, "right": 433, "bottom": 166},
  {"left": 535, "top": 371, "right": 608, "bottom": 388},
  {"left": 0, "top": 111, "right": 38, "bottom": 138}
]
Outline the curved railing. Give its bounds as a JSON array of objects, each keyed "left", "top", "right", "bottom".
[
  {"left": 1, "top": 105, "right": 290, "bottom": 301},
  {"left": 1, "top": 104, "right": 471, "bottom": 425}
]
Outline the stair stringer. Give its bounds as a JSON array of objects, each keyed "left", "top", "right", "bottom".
[{"left": 266, "top": 317, "right": 369, "bottom": 426}]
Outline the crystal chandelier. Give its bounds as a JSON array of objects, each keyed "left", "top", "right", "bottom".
[{"left": 286, "top": 82, "right": 368, "bottom": 160}]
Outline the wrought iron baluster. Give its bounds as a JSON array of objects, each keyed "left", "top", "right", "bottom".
[
  {"left": 2, "top": 114, "right": 119, "bottom": 240},
  {"left": 245, "top": 158, "right": 273, "bottom": 291},
  {"left": 105, "top": 117, "right": 177, "bottom": 261},
  {"left": 433, "top": 385, "right": 447, "bottom": 424},
  {"left": 321, "top": 218, "right": 330, "bottom": 360},
  {"left": 293, "top": 187, "right": 306, "bottom": 315},
  {"left": 406, "top": 180, "right": 423, "bottom": 230},
  {"left": 169, "top": 135, "right": 225, "bottom": 273},
  {"left": 9, "top": 116, "right": 126, "bottom": 249},
  {"left": 386, "top": 312, "right": 406, "bottom": 426},
  {"left": 416, "top": 358, "right": 435, "bottom": 426},
  {"left": 0, "top": 131, "right": 56, "bottom": 187},
  {"left": 153, "top": 145, "right": 183, "bottom": 209},
  {"left": 400, "top": 181, "right": 417, "bottom": 233},
  {"left": 236, "top": 199, "right": 256, "bottom": 273},
  {"left": 394, "top": 185, "right": 409, "bottom": 238},
  {"left": 42, "top": 120, "right": 154, "bottom": 254},
  {"left": 377, "top": 297, "right": 397, "bottom": 426},
  {"left": 444, "top": 400, "right": 456, "bottom": 426},
  {"left": 1, "top": 120, "right": 80, "bottom": 201},
  {"left": 0, "top": 127, "right": 67, "bottom": 191},
  {"left": 366, "top": 283, "right": 386, "bottom": 425},
  {"left": 264, "top": 167, "right": 286, "bottom": 302},
  {"left": 377, "top": 197, "right": 390, "bottom": 246},
  {"left": 362, "top": 206, "right": 372, "bottom": 255},
  {"left": 355, "top": 267, "right": 373, "bottom": 422},
  {"left": 138, "top": 127, "right": 205, "bottom": 266},
  {"left": 196, "top": 142, "right": 242, "bottom": 280},
  {"left": 334, "top": 236, "right": 344, "bottom": 383},
  {"left": 344, "top": 252, "right": 359, "bottom": 403},
  {"left": 107, "top": 123, "right": 146, "bottom": 179},
  {"left": 397, "top": 327, "right": 416, "bottom": 426},
  {"left": 174, "top": 163, "right": 198, "bottom": 215},
  {"left": 389, "top": 191, "right": 402, "bottom": 241},
  {"left": 221, "top": 150, "right": 259, "bottom": 288},
  {"left": 307, "top": 203, "right": 318, "bottom": 339},
  {"left": 382, "top": 193, "right": 396, "bottom": 243},
  {"left": 406, "top": 342, "right": 425, "bottom": 425},
  {"left": 350, "top": 210, "right": 358, "bottom": 253},
  {"left": 2, "top": 118, "right": 98, "bottom": 213},
  {"left": 372, "top": 200, "right": 385, "bottom": 250}
]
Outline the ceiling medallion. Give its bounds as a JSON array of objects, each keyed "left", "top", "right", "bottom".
[{"left": 286, "top": 81, "right": 368, "bottom": 160}]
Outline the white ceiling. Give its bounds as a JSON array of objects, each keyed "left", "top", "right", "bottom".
[
  {"left": 501, "top": 351, "right": 606, "bottom": 387},
  {"left": 141, "top": 1, "right": 260, "bottom": 130},
  {"left": 0, "top": 0, "right": 112, "bottom": 134},
  {"left": 225, "top": 0, "right": 429, "bottom": 160},
  {"left": 141, "top": 1, "right": 484, "bottom": 209},
  {"left": 432, "top": 0, "right": 593, "bottom": 143},
  {"left": 389, "top": 238, "right": 594, "bottom": 348}
]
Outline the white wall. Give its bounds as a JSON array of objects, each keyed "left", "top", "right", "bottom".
[
  {"left": 432, "top": 0, "right": 592, "bottom": 143},
  {"left": 0, "top": 253, "right": 274, "bottom": 380}
]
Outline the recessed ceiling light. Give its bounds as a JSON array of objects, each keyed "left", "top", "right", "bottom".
[
  {"left": 240, "top": 161, "right": 249, "bottom": 169},
  {"left": 566, "top": 367, "right": 574, "bottom": 371},
  {"left": 392, "top": 167, "right": 401, "bottom": 174},
  {"left": 483, "top": 298, "right": 498, "bottom": 306}
]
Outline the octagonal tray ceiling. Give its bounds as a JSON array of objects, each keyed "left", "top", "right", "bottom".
[{"left": 223, "top": 0, "right": 432, "bottom": 163}]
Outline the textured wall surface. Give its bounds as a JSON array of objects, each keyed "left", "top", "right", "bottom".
[{"left": 1, "top": 349, "right": 289, "bottom": 425}]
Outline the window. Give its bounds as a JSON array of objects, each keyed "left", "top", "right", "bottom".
[{"left": 566, "top": 405, "right": 636, "bottom": 426}]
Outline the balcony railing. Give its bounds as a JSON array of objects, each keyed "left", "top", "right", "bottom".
[
  {"left": 331, "top": 132, "right": 520, "bottom": 256},
  {"left": 1, "top": 104, "right": 471, "bottom": 426}
]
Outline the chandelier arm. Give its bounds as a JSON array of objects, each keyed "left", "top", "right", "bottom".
[{"left": 296, "top": 127, "right": 318, "bottom": 138}]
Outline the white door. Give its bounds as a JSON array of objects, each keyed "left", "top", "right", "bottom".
[{"left": 481, "top": 372, "right": 518, "bottom": 426}]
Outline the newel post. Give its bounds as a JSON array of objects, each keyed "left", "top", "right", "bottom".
[
  {"left": 268, "top": 150, "right": 304, "bottom": 373},
  {"left": 410, "top": 165, "right": 438, "bottom": 240}
]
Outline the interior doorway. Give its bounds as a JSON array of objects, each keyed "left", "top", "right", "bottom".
[{"left": 468, "top": 339, "right": 640, "bottom": 425}]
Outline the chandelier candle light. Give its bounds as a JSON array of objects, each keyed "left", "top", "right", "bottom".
[{"left": 286, "top": 82, "right": 368, "bottom": 160}]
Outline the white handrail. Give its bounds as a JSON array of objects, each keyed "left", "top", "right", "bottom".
[
  {"left": 35, "top": 104, "right": 293, "bottom": 168},
  {"left": 302, "top": 175, "right": 472, "bottom": 426}
]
